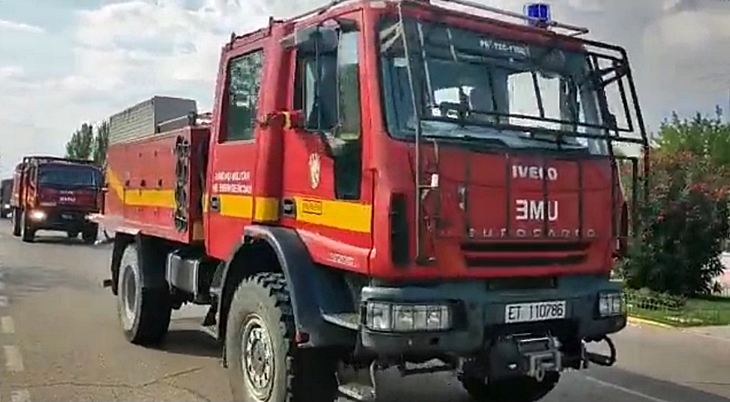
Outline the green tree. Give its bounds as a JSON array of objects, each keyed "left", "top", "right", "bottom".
[
  {"left": 620, "top": 106, "right": 730, "bottom": 296},
  {"left": 654, "top": 106, "right": 730, "bottom": 169},
  {"left": 65, "top": 123, "right": 94, "bottom": 160},
  {"left": 92, "top": 120, "right": 109, "bottom": 167}
]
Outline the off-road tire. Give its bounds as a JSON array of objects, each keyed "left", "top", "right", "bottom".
[
  {"left": 225, "top": 272, "right": 338, "bottom": 402},
  {"left": 11, "top": 209, "right": 21, "bottom": 237},
  {"left": 117, "top": 243, "right": 172, "bottom": 345},
  {"left": 20, "top": 212, "right": 35, "bottom": 243},
  {"left": 461, "top": 373, "right": 560, "bottom": 402},
  {"left": 81, "top": 225, "right": 98, "bottom": 244}
]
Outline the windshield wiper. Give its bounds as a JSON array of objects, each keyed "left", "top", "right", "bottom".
[{"left": 413, "top": 131, "right": 511, "bottom": 150}]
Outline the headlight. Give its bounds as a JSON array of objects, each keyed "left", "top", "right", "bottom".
[
  {"left": 29, "top": 210, "right": 46, "bottom": 221},
  {"left": 365, "top": 302, "right": 452, "bottom": 332},
  {"left": 2, "top": 204, "right": 9, "bottom": 209},
  {"left": 598, "top": 292, "right": 624, "bottom": 317}
]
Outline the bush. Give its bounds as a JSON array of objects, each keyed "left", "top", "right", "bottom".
[{"left": 621, "top": 151, "right": 730, "bottom": 297}]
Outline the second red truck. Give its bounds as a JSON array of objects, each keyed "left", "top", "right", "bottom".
[{"left": 10, "top": 156, "right": 104, "bottom": 243}]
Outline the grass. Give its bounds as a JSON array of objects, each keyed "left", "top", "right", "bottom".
[{"left": 625, "top": 291, "right": 730, "bottom": 327}]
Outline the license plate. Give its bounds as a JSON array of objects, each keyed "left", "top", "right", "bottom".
[
  {"left": 504, "top": 301, "right": 566, "bottom": 324},
  {"left": 61, "top": 214, "right": 73, "bottom": 220}
]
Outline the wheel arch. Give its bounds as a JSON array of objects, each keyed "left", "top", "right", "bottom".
[{"left": 213, "top": 225, "right": 354, "bottom": 348}]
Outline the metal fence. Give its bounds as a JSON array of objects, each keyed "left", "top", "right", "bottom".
[{"left": 623, "top": 289, "right": 730, "bottom": 327}]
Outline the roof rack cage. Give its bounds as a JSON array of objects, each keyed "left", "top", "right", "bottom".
[{"left": 284, "top": 0, "right": 588, "bottom": 36}]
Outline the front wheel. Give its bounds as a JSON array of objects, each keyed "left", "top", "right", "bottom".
[
  {"left": 461, "top": 373, "right": 560, "bottom": 402},
  {"left": 117, "top": 243, "right": 172, "bottom": 345},
  {"left": 11, "top": 209, "right": 21, "bottom": 237},
  {"left": 20, "top": 211, "right": 35, "bottom": 243},
  {"left": 225, "top": 272, "right": 338, "bottom": 402},
  {"left": 81, "top": 224, "right": 98, "bottom": 244}
]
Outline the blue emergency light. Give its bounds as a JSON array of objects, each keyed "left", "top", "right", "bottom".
[{"left": 524, "top": 3, "right": 551, "bottom": 28}]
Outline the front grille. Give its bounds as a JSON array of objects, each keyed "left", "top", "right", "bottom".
[{"left": 460, "top": 241, "right": 590, "bottom": 268}]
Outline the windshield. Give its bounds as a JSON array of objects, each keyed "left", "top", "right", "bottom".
[
  {"left": 38, "top": 165, "right": 100, "bottom": 188},
  {"left": 378, "top": 17, "right": 625, "bottom": 155}
]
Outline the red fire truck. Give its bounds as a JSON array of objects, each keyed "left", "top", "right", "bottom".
[
  {"left": 11, "top": 156, "right": 103, "bottom": 243},
  {"left": 93, "top": 1, "right": 648, "bottom": 401},
  {"left": 1, "top": 178, "right": 12, "bottom": 218}
]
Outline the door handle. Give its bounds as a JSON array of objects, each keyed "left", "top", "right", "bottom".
[{"left": 210, "top": 195, "right": 221, "bottom": 212}]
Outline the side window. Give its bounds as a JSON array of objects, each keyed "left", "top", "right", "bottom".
[
  {"left": 295, "top": 55, "right": 338, "bottom": 131},
  {"left": 294, "top": 30, "right": 363, "bottom": 200},
  {"left": 294, "top": 31, "right": 362, "bottom": 137},
  {"left": 224, "top": 50, "right": 264, "bottom": 142}
]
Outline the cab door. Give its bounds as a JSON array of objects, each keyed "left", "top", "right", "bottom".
[
  {"left": 281, "top": 12, "right": 374, "bottom": 274},
  {"left": 205, "top": 45, "right": 265, "bottom": 260}
]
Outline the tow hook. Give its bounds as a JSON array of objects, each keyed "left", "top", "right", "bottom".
[
  {"left": 585, "top": 335, "right": 617, "bottom": 367},
  {"left": 516, "top": 336, "right": 562, "bottom": 382}
]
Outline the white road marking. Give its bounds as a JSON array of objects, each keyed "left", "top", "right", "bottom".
[
  {"left": 629, "top": 319, "right": 730, "bottom": 343},
  {"left": 1, "top": 316, "right": 15, "bottom": 334},
  {"left": 584, "top": 375, "right": 671, "bottom": 402},
  {"left": 681, "top": 328, "right": 730, "bottom": 344},
  {"left": 0, "top": 295, "right": 7, "bottom": 307},
  {"left": 10, "top": 390, "right": 30, "bottom": 402},
  {"left": 3, "top": 345, "right": 24, "bottom": 372}
]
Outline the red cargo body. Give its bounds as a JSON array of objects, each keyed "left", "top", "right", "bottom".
[{"left": 103, "top": 126, "right": 209, "bottom": 244}]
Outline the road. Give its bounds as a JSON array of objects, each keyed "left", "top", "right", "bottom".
[{"left": 0, "top": 219, "right": 729, "bottom": 402}]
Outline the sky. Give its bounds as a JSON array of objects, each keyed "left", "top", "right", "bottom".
[{"left": 1, "top": 0, "right": 730, "bottom": 177}]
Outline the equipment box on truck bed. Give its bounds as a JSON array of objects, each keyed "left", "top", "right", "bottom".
[{"left": 109, "top": 96, "right": 198, "bottom": 145}]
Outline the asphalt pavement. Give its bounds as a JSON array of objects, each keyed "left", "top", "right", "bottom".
[{"left": 0, "top": 219, "right": 729, "bottom": 402}]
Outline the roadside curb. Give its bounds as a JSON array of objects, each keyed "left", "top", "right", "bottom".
[{"left": 626, "top": 316, "right": 676, "bottom": 329}]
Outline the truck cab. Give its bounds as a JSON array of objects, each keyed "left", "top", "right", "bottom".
[
  {"left": 10, "top": 156, "right": 103, "bottom": 243},
  {"left": 205, "top": 0, "right": 645, "bottom": 398}
]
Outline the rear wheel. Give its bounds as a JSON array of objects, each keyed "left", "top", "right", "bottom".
[
  {"left": 225, "top": 272, "right": 338, "bottom": 402},
  {"left": 461, "top": 373, "right": 560, "bottom": 402},
  {"left": 20, "top": 211, "right": 35, "bottom": 243},
  {"left": 117, "top": 243, "right": 171, "bottom": 345},
  {"left": 11, "top": 209, "right": 21, "bottom": 237}
]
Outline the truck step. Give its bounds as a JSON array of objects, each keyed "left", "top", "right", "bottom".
[
  {"left": 337, "top": 363, "right": 377, "bottom": 402},
  {"left": 322, "top": 312, "right": 360, "bottom": 330},
  {"left": 338, "top": 383, "right": 376, "bottom": 402}
]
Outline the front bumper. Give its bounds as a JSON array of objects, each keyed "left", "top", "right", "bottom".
[
  {"left": 358, "top": 275, "right": 625, "bottom": 357},
  {"left": 26, "top": 208, "right": 98, "bottom": 231}
]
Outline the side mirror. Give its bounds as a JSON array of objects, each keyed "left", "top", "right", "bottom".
[{"left": 281, "top": 25, "right": 338, "bottom": 54}]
